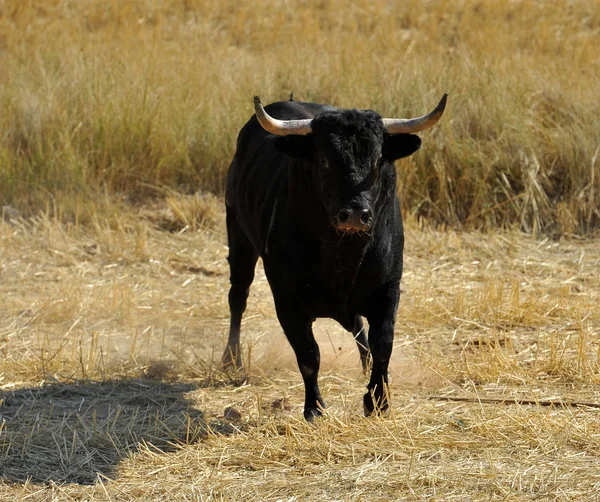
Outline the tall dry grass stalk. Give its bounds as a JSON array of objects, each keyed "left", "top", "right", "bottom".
[{"left": 1, "top": 0, "right": 599, "bottom": 233}]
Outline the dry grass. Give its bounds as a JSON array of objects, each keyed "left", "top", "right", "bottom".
[
  {"left": 1, "top": 0, "right": 599, "bottom": 233},
  {"left": 2, "top": 1, "right": 600, "bottom": 499},
  {"left": 1, "top": 199, "right": 600, "bottom": 500}
]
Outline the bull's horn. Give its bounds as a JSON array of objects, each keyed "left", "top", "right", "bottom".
[
  {"left": 382, "top": 93, "right": 448, "bottom": 134},
  {"left": 254, "top": 96, "right": 313, "bottom": 136}
]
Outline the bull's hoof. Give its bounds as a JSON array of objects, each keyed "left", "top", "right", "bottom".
[
  {"left": 221, "top": 347, "right": 243, "bottom": 372},
  {"left": 303, "top": 407, "right": 323, "bottom": 423},
  {"left": 303, "top": 398, "right": 326, "bottom": 422},
  {"left": 363, "top": 391, "right": 389, "bottom": 417}
]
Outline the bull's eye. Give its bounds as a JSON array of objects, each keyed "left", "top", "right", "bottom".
[
  {"left": 372, "top": 155, "right": 383, "bottom": 174},
  {"left": 362, "top": 154, "right": 382, "bottom": 184},
  {"left": 373, "top": 153, "right": 383, "bottom": 169}
]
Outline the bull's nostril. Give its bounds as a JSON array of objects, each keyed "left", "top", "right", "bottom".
[
  {"left": 338, "top": 209, "right": 350, "bottom": 223},
  {"left": 360, "top": 209, "right": 372, "bottom": 225}
]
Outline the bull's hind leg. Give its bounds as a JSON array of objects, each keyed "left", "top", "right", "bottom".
[
  {"left": 222, "top": 210, "right": 258, "bottom": 370},
  {"left": 352, "top": 316, "right": 370, "bottom": 372}
]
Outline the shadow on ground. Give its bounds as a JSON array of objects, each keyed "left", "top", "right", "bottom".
[{"left": 0, "top": 379, "right": 211, "bottom": 484}]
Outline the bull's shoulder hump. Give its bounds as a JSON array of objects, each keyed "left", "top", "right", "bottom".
[{"left": 263, "top": 100, "right": 336, "bottom": 120}]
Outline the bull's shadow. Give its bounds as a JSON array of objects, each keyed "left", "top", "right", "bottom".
[{"left": 0, "top": 378, "right": 211, "bottom": 484}]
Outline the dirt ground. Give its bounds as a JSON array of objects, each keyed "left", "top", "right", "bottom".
[{"left": 1, "top": 205, "right": 600, "bottom": 500}]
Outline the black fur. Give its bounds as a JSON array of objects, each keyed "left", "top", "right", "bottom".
[{"left": 223, "top": 99, "right": 422, "bottom": 420}]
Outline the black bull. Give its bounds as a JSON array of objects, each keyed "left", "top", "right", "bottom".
[{"left": 223, "top": 94, "right": 447, "bottom": 420}]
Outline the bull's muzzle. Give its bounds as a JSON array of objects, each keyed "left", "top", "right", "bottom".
[{"left": 333, "top": 207, "right": 374, "bottom": 233}]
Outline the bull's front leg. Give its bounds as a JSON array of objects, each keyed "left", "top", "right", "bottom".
[
  {"left": 281, "top": 313, "right": 324, "bottom": 421},
  {"left": 272, "top": 298, "right": 324, "bottom": 421},
  {"left": 363, "top": 282, "right": 400, "bottom": 416}
]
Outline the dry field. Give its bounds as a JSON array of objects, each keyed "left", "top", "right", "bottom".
[
  {"left": 2, "top": 0, "right": 600, "bottom": 500},
  {"left": 1, "top": 203, "right": 600, "bottom": 500}
]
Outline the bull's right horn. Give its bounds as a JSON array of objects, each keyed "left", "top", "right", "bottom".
[
  {"left": 254, "top": 96, "right": 313, "bottom": 136},
  {"left": 383, "top": 94, "right": 448, "bottom": 135}
]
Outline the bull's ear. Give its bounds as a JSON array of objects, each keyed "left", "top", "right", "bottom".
[
  {"left": 274, "top": 135, "right": 314, "bottom": 160},
  {"left": 383, "top": 134, "right": 422, "bottom": 160}
]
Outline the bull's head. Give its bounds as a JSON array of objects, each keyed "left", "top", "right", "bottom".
[{"left": 253, "top": 94, "right": 447, "bottom": 234}]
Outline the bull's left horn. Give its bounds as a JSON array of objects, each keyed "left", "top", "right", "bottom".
[
  {"left": 383, "top": 93, "right": 448, "bottom": 134},
  {"left": 254, "top": 96, "right": 313, "bottom": 136}
]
